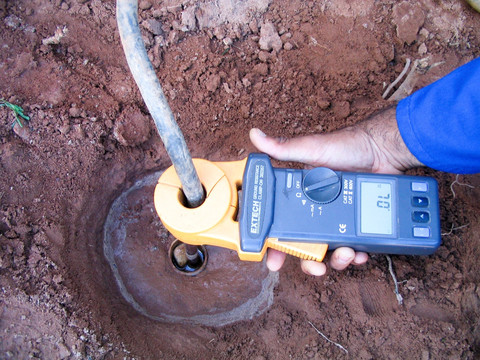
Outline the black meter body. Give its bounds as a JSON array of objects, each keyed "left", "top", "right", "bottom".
[{"left": 239, "top": 154, "right": 441, "bottom": 255}]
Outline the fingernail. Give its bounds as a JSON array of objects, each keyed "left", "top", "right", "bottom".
[
  {"left": 337, "top": 256, "right": 353, "bottom": 265},
  {"left": 308, "top": 267, "right": 324, "bottom": 276},
  {"left": 302, "top": 262, "right": 326, "bottom": 276},
  {"left": 254, "top": 128, "right": 266, "bottom": 137}
]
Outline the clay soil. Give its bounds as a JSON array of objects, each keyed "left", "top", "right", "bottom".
[{"left": 1, "top": 0, "right": 480, "bottom": 359}]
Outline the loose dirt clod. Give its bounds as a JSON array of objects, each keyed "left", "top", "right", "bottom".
[{"left": 259, "top": 22, "right": 282, "bottom": 52}]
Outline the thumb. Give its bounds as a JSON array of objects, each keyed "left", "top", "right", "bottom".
[{"left": 249, "top": 128, "right": 326, "bottom": 166}]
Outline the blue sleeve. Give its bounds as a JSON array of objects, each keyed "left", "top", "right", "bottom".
[{"left": 396, "top": 57, "right": 480, "bottom": 174}]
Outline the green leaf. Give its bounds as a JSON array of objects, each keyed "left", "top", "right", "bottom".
[{"left": 0, "top": 99, "right": 30, "bottom": 127}]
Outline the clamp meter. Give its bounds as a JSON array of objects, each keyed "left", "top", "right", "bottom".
[{"left": 154, "top": 153, "right": 441, "bottom": 263}]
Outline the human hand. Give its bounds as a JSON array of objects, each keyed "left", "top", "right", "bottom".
[{"left": 249, "top": 106, "right": 423, "bottom": 276}]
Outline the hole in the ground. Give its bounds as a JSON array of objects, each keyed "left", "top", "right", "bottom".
[
  {"left": 169, "top": 239, "right": 208, "bottom": 276},
  {"left": 103, "top": 171, "right": 278, "bottom": 326}
]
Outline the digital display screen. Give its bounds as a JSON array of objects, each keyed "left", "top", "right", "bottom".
[{"left": 360, "top": 181, "right": 393, "bottom": 235}]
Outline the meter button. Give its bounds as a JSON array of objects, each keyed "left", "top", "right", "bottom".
[
  {"left": 412, "top": 196, "right": 429, "bottom": 207},
  {"left": 411, "top": 182, "right": 428, "bottom": 192},
  {"left": 303, "top": 168, "right": 341, "bottom": 204},
  {"left": 286, "top": 172, "right": 293, "bottom": 189},
  {"left": 412, "top": 211, "right": 430, "bottom": 223},
  {"left": 413, "top": 227, "right": 430, "bottom": 238}
]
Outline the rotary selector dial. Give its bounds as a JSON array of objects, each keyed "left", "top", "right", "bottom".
[{"left": 302, "top": 168, "right": 342, "bottom": 204}]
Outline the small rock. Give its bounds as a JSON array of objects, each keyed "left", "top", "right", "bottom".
[
  {"left": 253, "top": 63, "right": 268, "bottom": 76},
  {"left": 283, "top": 42, "right": 293, "bottom": 50},
  {"left": 57, "top": 342, "right": 71, "bottom": 359},
  {"left": 172, "top": 20, "right": 183, "bottom": 31},
  {"left": 205, "top": 73, "right": 221, "bottom": 92},
  {"left": 5, "top": 230, "right": 19, "bottom": 240},
  {"left": 4, "top": 14, "right": 22, "bottom": 29},
  {"left": 213, "top": 26, "right": 225, "bottom": 40},
  {"left": 419, "top": 28, "right": 429, "bottom": 40},
  {"left": 42, "top": 26, "right": 68, "bottom": 46},
  {"left": 69, "top": 106, "right": 82, "bottom": 118},
  {"left": 249, "top": 19, "right": 258, "bottom": 34},
  {"left": 242, "top": 78, "right": 251, "bottom": 88},
  {"left": 72, "top": 124, "right": 85, "bottom": 139},
  {"left": 113, "top": 107, "right": 151, "bottom": 146},
  {"left": 259, "top": 22, "right": 282, "bottom": 52},
  {"left": 164, "top": 3, "right": 182, "bottom": 13},
  {"left": 13, "top": 122, "right": 30, "bottom": 142},
  {"left": 223, "top": 82, "right": 233, "bottom": 94},
  {"left": 168, "top": 30, "right": 181, "bottom": 45},
  {"left": 278, "top": 26, "right": 287, "bottom": 36},
  {"left": 258, "top": 51, "right": 270, "bottom": 62},
  {"left": 15, "top": 225, "right": 31, "bottom": 236},
  {"left": 139, "top": 0, "right": 152, "bottom": 10},
  {"left": 421, "top": 350, "right": 430, "bottom": 360},
  {"left": 231, "top": 24, "right": 243, "bottom": 39},
  {"left": 59, "top": 124, "right": 70, "bottom": 135},
  {"left": 305, "top": 350, "right": 315, "bottom": 358},
  {"left": 240, "top": 104, "right": 250, "bottom": 118},
  {"left": 152, "top": 8, "right": 164, "bottom": 18},
  {"left": 332, "top": 100, "right": 351, "bottom": 119},
  {"left": 392, "top": 2, "right": 425, "bottom": 44},
  {"left": 181, "top": 6, "right": 196, "bottom": 31},
  {"left": 154, "top": 34, "right": 166, "bottom": 47},
  {"left": 418, "top": 43, "right": 427, "bottom": 55},
  {"left": 294, "top": 126, "right": 303, "bottom": 135},
  {"left": 53, "top": 274, "right": 63, "bottom": 285},
  {"left": 27, "top": 244, "right": 43, "bottom": 268},
  {"left": 281, "top": 32, "right": 292, "bottom": 41},
  {"left": 143, "top": 19, "right": 163, "bottom": 36},
  {"left": 316, "top": 99, "right": 331, "bottom": 110}
]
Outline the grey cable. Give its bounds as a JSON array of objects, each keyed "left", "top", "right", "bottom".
[{"left": 116, "top": 0, "right": 204, "bottom": 207}]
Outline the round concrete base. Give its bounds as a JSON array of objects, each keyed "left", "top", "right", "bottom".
[{"left": 104, "top": 172, "right": 278, "bottom": 326}]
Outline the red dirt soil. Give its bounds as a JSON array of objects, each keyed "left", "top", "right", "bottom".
[{"left": 1, "top": 0, "right": 480, "bottom": 359}]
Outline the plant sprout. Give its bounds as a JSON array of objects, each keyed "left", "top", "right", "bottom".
[{"left": 0, "top": 99, "right": 30, "bottom": 128}]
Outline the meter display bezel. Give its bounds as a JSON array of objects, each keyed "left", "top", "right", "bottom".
[{"left": 356, "top": 176, "right": 398, "bottom": 239}]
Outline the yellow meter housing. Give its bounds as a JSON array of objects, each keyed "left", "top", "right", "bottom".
[{"left": 154, "top": 158, "right": 329, "bottom": 262}]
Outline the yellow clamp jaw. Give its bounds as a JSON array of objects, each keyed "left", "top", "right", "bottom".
[{"left": 154, "top": 158, "right": 328, "bottom": 262}]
